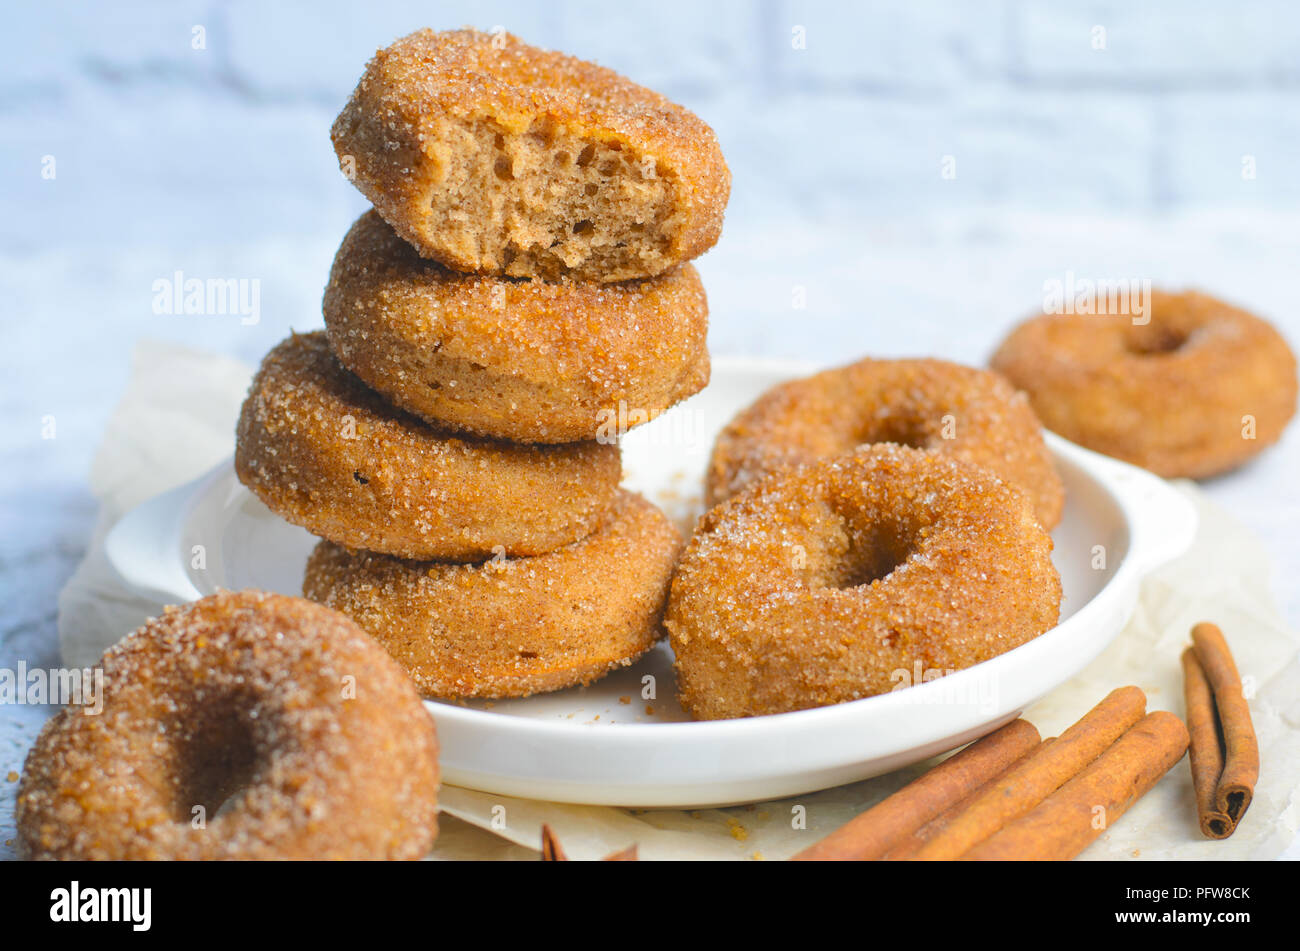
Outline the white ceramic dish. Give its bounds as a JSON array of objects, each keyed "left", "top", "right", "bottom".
[{"left": 105, "top": 357, "right": 1196, "bottom": 807}]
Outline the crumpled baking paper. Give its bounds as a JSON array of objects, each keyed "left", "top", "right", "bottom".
[{"left": 59, "top": 340, "right": 1300, "bottom": 860}]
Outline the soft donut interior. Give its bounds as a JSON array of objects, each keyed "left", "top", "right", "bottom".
[{"left": 428, "top": 117, "right": 678, "bottom": 278}]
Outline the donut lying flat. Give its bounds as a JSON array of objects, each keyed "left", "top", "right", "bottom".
[
  {"left": 668, "top": 445, "right": 1061, "bottom": 720},
  {"left": 331, "top": 28, "right": 730, "bottom": 282},
  {"left": 705, "top": 357, "right": 1064, "bottom": 529},
  {"left": 17, "top": 591, "right": 439, "bottom": 860},
  {"left": 991, "top": 291, "right": 1298, "bottom": 478},
  {"left": 235, "top": 332, "right": 620, "bottom": 560},
  {"left": 304, "top": 491, "right": 682, "bottom": 699},
  {"left": 323, "top": 211, "right": 710, "bottom": 443}
]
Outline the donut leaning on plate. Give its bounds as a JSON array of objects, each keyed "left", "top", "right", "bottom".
[
  {"left": 17, "top": 590, "right": 440, "bottom": 860},
  {"left": 991, "top": 290, "right": 1297, "bottom": 478},
  {"left": 705, "top": 357, "right": 1064, "bottom": 529},
  {"left": 667, "top": 445, "right": 1061, "bottom": 721},
  {"left": 331, "top": 28, "right": 730, "bottom": 282},
  {"left": 235, "top": 331, "right": 620, "bottom": 560},
  {"left": 323, "top": 210, "right": 710, "bottom": 443}
]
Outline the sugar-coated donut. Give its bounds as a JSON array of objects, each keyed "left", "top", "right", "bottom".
[
  {"left": 323, "top": 211, "right": 710, "bottom": 443},
  {"left": 991, "top": 290, "right": 1298, "bottom": 478},
  {"left": 17, "top": 590, "right": 439, "bottom": 860},
  {"left": 331, "top": 28, "right": 730, "bottom": 282},
  {"left": 667, "top": 445, "right": 1061, "bottom": 720},
  {"left": 705, "top": 357, "right": 1064, "bottom": 529},
  {"left": 235, "top": 332, "right": 620, "bottom": 560},
  {"left": 303, "top": 491, "right": 682, "bottom": 699}
]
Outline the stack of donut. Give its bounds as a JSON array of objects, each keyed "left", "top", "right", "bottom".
[{"left": 236, "top": 28, "right": 730, "bottom": 700}]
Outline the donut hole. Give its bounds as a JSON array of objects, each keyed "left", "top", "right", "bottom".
[
  {"left": 824, "top": 519, "right": 917, "bottom": 590},
  {"left": 1125, "top": 325, "right": 1190, "bottom": 355},
  {"left": 854, "top": 414, "right": 933, "bottom": 452},
  {"left": 171, "top": 698, "right": 263, "bottom": 823}
]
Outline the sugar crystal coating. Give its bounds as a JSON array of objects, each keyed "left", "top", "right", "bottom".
[
  {"left": 706, "top": 357, "right": 1064, "bottom": 529},
  {"left": 304, "top": 491, "right": 683, "bottom": 699},
  {"left": 234, "top": 331, "right": 621, "bottom": 560},
  {"left": 331, "top": 28, "right": 730, "bottom": 281},
  {"left": 324, "top": 210, "right": 710, "bottom": 443},
  {"left": 991, "top": 290, "right": 1298, "bottom": 478},
  {"left": 17, "top": 590, "right": 440, "bottom": 860},
  {"left": 668, "top": 445, "right": 1062, "bottom": 720}
]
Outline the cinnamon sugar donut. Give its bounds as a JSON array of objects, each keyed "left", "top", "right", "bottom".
[
  {"left": 304, "top": 491, "right": 681, "bottom": 699},
  {"left": 991, "top": 291, "right": 1298, "bottom": 478},
  {"left": 331, "top": 28, "right": 730, "bottom": 282},
  {"left": 16, "top": 591, "right": 439, "bottom": 860},
  {"left": 705, "top": 358, "right": 1064, "bottom": 529},
  {"left": 323, "top": 211, "right": 710, "bottom": 443},
  {"left": 235, "top": 332, "right": 620, "bottom": 560},
  {"left": 667, "top": 445, "right": 1061, "bottom": 720}
]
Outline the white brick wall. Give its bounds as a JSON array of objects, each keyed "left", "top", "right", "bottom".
[
  {"left": 774, "top": 0, "right": 1011, "bottom": 90},
  {"left": 221, "top": 1, "right": 559, "bottom": 101},
  {"left": 558, "top": 0, "right": 762, "bottom": 95},
  {"left": 1160, "top": 92, "right": 1300, "bottom": 207},
  {"left": 6, "top": 0, "right": 1300, "bottom": 250},
  {"left": 1014, "top": 0, "right": 1300, "bottom": 83},
  {"left": 2, "top": 1, "right": 218, "bottom": 90}
]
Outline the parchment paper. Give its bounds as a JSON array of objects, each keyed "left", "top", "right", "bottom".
[{"left": 58, "top": 341, "right": 1300, "bottom": 860}]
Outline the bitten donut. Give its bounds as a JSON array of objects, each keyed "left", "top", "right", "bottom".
[
  {"left": 667, "top": 445, "right": 1061, "bottom": 721},
  {"left": 991, "top": 290, "right": 1298, "bottom": 478},
  {"left": 323, "top": 211, "right": 710, "bottom": 443},
  {"left": 17, "top": 590, "right": 439, "bottom": 860},
  {"left": 331, "top": 28, "right": 730, "bottom": 282},
  {"left": 705, "top": 357, "right": 1065, "bottom": 529},
  {"left": 235, "top": 332, "right": 620, "bottom": 560},
  {"left": 304, "top": 491, "right": 682, "bottom": 699}
]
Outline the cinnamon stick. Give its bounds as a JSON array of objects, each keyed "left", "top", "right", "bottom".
[
  {"left": 791, "top": 718, "right": 1041, "bottom": 861},
  {"left": 540, "top": 823, "right": 567, "bottom": 861},
  {"left": 1181, "top": 648, "right": 1232, "bottom": 838},
  {"left": 541, "top": 824, "right": 639, "bottom": 861},
  {"left": 910, "top": 686, "right": 1148, "bottom": 860},
  {"left": 1190, "top": 622, "right": 1259, "bottom": 830},
  {"left": 881, "top": 739, "right": 1051, "bottom": 860},
  {"left": 961, "top": 711, "right": 1189, "bottom": 860}
]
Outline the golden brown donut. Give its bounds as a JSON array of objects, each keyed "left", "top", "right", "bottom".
[
  {"left": 17, "top": 590, "right": 439, "bottom": 860},
  {"left": 991, "top": 290, "right": 1298, "bottom": 478},
  {"left": 705, "top": 357, "right": 1064, "bottom": 529},
  {"left": 304, "top": 491, "right": 682, "bottom": 699},
  {"left": 323, "top": 210, "right": 710, "bottom": 443},
  {"left": 331, "top": 28, "right": 730, "bottom": 282},
  {"left": 235, "top": 332, "right": 620, "bottom": 560},
  {"left": 667, "top": 445, "right": 1061, "bottom": 720}
]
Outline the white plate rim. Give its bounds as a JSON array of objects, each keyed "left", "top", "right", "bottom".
[{"left": 103, "top": 355, "right": 1198, "bottom": 804}]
